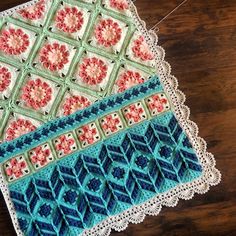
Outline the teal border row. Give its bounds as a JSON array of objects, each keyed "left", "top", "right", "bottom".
[{"left": 0, "top": 75, "right": 166, "bottom": 162}]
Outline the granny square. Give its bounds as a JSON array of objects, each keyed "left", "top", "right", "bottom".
[
  {"left": 0, "top": 1, "right": 221, "bottom": 236},
  {"left": 0, "top": 0, "right": 159, "bottom": 143}
]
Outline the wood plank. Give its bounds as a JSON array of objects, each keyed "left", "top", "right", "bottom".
[
  {"left": 134, "top": 0, "right": 184, "bottom": 29},
  {"left": 0, "top": 193, "right": 15, "bottom": 235},
  {"left": 158, "top": 1, "right": 236, "bottom": 72},
  {"left": 0, "top": 0, "right": 29, "bottom": 12},
  {"left": 175, "top": 66, "right": 236, "bottom": 113},
  {"left": 112, "top": 200, "right": 236, "bottom": 235}
]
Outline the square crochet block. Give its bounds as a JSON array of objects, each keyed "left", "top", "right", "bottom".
[
  {"left": 0, "top": 1, "right": 221, "bottom": 236},
  {"left": 0, "top": 0, "right": 159, "bottom": 143}
]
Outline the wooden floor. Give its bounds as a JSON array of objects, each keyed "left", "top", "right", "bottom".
[{"left": 1, "top": 0, "right": 236, "bottom": 235}]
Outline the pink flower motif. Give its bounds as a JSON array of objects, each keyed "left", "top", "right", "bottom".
[
  {"left": 79, "top": 57, "right": 108, "bottom": 85},
  {"left": 63, "top": 95, "right": 91, "bottom": 116},
  {"left": 21, "top": 78, "right": 52, "bottom": 110},
  {"left": 148, "top": 94, "right": 168, "bottom": 113},
  {"left": 132, "top": 36, "right": 154, "bottom": 61},
  {"left": 5, "top": 158, "right": 27, "bottom": 178},
  {"left": 19, "top": 0, "right": 46, "bottom": 20},
  {"left": 30, "top": 146, "right": 50, "bottom": 166},
  {"left": 55, "top": 6, "right": 84, "bottom": 33},
  {"left": 109, "top": 0, "right": 129, "bottom": 11},
  {"left": 101, "top": 114, "right": 120, "bottom": 133},
  {"left": 55, "top": 134, "right": 75, "bottom": 155},
  {"left": 0, "top": 65, "right": 11, "bottom": 92},
  {"left": 124, "top": 104, "right": 145, "bottom": 123},
  {"left": 39, "top": 42, "right": 69, "bottom": 71},
  {"left": 116, "top": 70, "right": 144, "bottom": 93},
  {"left": 5, "top": 118, "right": 36, "bottom": 141},
  {"left": 78, "top": 125, "right": 98, "bottom": 145},
  {"left": 0, "top": 28, "right": 30, "bottom": 55},
  {"left": 95, "top": 18, "right": 122, "bottom": 47}
]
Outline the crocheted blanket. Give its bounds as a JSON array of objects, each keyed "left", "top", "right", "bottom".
[
  {"left": 0, "top": 0, "right": 158, "bottom": 143},
  {"left": 0, "top": 0, "right": 221, "bottom": 236}
]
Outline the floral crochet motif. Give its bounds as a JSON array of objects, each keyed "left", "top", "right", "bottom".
[
  {"left": 0, "top": 28, "right": 30, "bottom": 55},
  {"left": 123, "top": 102, "right": 147, "bottom": 125},
  {"left": 146, "top": 93, "right": 170, "bottom": 116},
  {"left": 100, "top": 113, "right": 123, "bottom": 136},
  {"left": 5, "top": 119, "right": 36, "bottom": 141},
  {"left": 21, "top": 78, "right": 52, "bottom": 110},
  {"left": 29, "top": 145, "right": 52, "bottom": 168},
  {"left": 4, "top": 156, "right": 29, "bottom": 181},
  {"left": 132, "top": 36, "right": 154, "bottom": 61},
  {"left": 77, "top": 123, "right": 100, "bottom": 147},
  {"left": 62, "top": 95, "right": 91, "bottom": 116},
  {"left": 18, "top": 0, "right": 46, "bottom": 20},
  {"left": 39, "top": 42, "right": 69, "bottom": 71},
  {"left": 0, "top": 65, "right": 11, "bottom": 92},
  {"left": 95, "top": 19, "right": 122, "bottom": 47},
  {"left": 109, "top": 0, "right": 129, "bottom": 11},
  {"left": 116, "top": 70, "right": 144, "bottom": 92},
  {"left": 54, "top": 133, "right": 77, "bottom": 157},
  {"left": 78, "top": 57, "right": 108, "bottom": 85},
  {"left": 55, "top": 6, "right": 84, "bottom": 33}
]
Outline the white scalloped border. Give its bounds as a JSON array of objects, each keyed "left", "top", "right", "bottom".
[{"left": 0, "top": 1, "right": 221, "bottom": 236}]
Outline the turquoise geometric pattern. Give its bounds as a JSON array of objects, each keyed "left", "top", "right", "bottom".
[
  {"left": 8, "top": 113, "right": 202, "bottom": 236},
  {"left": 0, "top": 75, "right": 204, "bottom": 236}
]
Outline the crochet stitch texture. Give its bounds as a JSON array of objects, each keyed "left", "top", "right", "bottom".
[
  {"left": 0, "top": 0, "right": 221, "bottom": 236},
  {"left": 0, "top": 0, "right": 157, "bottom": 142},
  {"left": 0, "top": 76, "right": 203, "bottom": 236}
]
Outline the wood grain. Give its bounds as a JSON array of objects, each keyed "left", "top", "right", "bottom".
[{"left": 1, "top": 0, "right": 236, "bottom": 235}]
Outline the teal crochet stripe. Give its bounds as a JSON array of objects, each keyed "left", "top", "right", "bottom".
[
  {"left": 0, "top": 76, "right": 203, "bottom": 236},
  {"left": 0, "top": 75, "right": 163, "bottom": 162}
]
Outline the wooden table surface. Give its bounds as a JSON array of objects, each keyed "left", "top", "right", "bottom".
[{"left": 0, "top": 0, "right": 236, "bottom": 235}]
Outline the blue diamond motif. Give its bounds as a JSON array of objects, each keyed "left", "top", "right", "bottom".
[
  {"left": 87, "top": 178, "right": 101, "bottom": 191},
  {"left": 112, "top": 167, "right": 125, "bottom": 179},
  {"left": 159, "top": 146, "right": 172, "bottom": 158},
  {"left": 38, "top": 204, "right": 52, "bottom": 217},
  {"left": 64, "top": 190, "right": 77, "bottom": 204},
  {"left": 135, "top": 156, "right": 149, "bottom": 169}
]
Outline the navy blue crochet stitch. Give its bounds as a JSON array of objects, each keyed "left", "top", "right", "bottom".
[
  {"left": 0, "top": 76, "right": 203, "bottom": 236},
  {"left": 0, "top": 76, "right": 161, "bottom": 161}
]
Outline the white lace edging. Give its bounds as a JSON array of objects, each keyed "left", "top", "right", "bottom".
[
  {"left": 0, "top": 1, "right": 221, "bottom": 236},
  {"left": 80, "top": 1, "right": 222, "bottom": 235}
]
